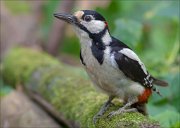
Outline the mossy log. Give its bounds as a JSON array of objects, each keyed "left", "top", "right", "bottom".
[
  {"left": 1, "top": 91, "right": 60, "bottom": 128},
  {"left": 2, "top": 47, "right": 160, "bottom": 128}
]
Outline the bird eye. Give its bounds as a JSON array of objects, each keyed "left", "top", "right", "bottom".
[{"left": 84, "top": 15, "right": 92, "bottom": 22}]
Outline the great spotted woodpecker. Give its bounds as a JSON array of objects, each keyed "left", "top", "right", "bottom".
[{"left": 54, "top": 10, "right": 168, "bottom": 123}]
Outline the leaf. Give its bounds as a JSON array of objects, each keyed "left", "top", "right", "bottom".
[
  {"left": 149, "top": 73, "right": 180, "bottom": 111},
  {"left": 61, "top": 36, "right": 80, "bottom": 57},
  {"left": 151, "top": 110, "right": 180, "bottom": 128},
  {"left": 148, "top": 103, "right": 177, "bottom": 116},
  {"left": 0, "top": 79, "right": 13, "bottom": 97},
  {"left": 112, "top": 19, "right": 143, "bottom": 49},
  {"left": 96, "top": 0, "right": 121, "bottom": 30}
]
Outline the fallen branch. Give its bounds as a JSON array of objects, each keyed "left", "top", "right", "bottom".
[
  {"left": 0, "top": 91, "right": 60, "bottom": 128},
  {"left": 2, "top": 47, "right": 160, "bottom": 128}
]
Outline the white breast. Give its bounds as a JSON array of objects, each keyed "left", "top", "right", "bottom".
[{"left": 80, "top": 36, "right": 144, "bottom": 98}]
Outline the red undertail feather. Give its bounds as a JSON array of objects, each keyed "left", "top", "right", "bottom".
[{"left": 138, "top": 88, "right": 152, "bottom": 103}]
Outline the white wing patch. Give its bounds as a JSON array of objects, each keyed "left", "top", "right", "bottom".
[{"left": 119, "top": 48, "right": 148, "bottom": 75}]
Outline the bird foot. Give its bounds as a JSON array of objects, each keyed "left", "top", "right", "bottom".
[
  {"left": 93, "top": 102, "right": 114, "bottom": 124},
  {"left": 93, "top": 113, "right": 102, "bottom": 124},
  {"left": 107, "top": 107, "right": 137, "bottom": 118}
]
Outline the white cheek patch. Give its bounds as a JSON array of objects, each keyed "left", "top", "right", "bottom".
[
  {"left": 81, "top": 20, "right": 105, "bottom": 34},
  {"left": 119, "top": 48, "right": 148, "bottom": 75}
]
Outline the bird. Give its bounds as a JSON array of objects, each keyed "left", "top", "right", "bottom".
[{"left": 54, "top": 10, "right": 168, "bottom": 123}]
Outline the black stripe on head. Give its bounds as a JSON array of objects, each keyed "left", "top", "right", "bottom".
[
  {"left": 90, "top": 26, "right": 108, "bottom": 65},
  {"left": 89, "top": 28, "right": 106, "bottom": 65},
  {"left": 81, "top": 10, "right": 106, "bottom": 21}
]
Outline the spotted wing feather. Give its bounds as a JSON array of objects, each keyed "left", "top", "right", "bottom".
[{"left": 113, "top": 51, "right": 151, "bottom": 87}]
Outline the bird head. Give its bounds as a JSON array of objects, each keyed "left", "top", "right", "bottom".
[{"left": 54, "top": 10, "right": 110, "bottom": 41}]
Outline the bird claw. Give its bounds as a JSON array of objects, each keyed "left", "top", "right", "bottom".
[
  {"left": 107, "top": 110, "right": 122, "bottom": 118},
  {"left": 109, "top": 102, "right": 115, "bottom": 107},
  {"left": 93, "top": 97, "right": 115, "bottom": 124},
  {"left": 93, "top": 103, "right": 115, "bottom": 124},
  {"left": 107, "top": 108, "right": 137, "bottom": 118},
  {"left": 93, "top": 114, "right": 102, "bottom": 124}
]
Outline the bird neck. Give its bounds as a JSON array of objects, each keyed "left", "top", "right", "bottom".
[
  {"left": 79, "top": 28, "right": 111, "bottom": 65},
  {"left": 78, "top": 27, "right": 112, "bottom": 51},
  {"left": 90, "top": 28, "right": 111, "bottom": 46}
]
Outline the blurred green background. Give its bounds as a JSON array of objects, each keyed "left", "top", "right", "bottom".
[{"left": 0, "top": 0, "right": 179, "bottom": 127}]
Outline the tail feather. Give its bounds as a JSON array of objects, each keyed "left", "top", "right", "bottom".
[
  {"left": 152, "top": 86, "right": 162, "bottom": 96},
  {"left": 152, "top": 77, "right": 168, "bottom": 87}
]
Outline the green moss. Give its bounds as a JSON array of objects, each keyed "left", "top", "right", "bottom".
[
  {"left": 36, "top": 69, "right": 159, "bottom": 127},
  {"left": 2, "top": 47, "right": 160, "bottom": 128},
  {"left": 2, "top": 47, "right": 60, "bottom": 86}
]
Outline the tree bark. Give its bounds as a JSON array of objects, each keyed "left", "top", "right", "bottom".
[{"left": 2, "top": 47, "right": 160, "bottom": 128}]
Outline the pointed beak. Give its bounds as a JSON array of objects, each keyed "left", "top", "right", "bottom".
[{"left": 54, "top": 13, "right": 78, "bottom": 25}]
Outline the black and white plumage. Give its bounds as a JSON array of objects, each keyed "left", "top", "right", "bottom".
[{"left": 54, "top": 10, "right": 168, "bottom": 122}]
